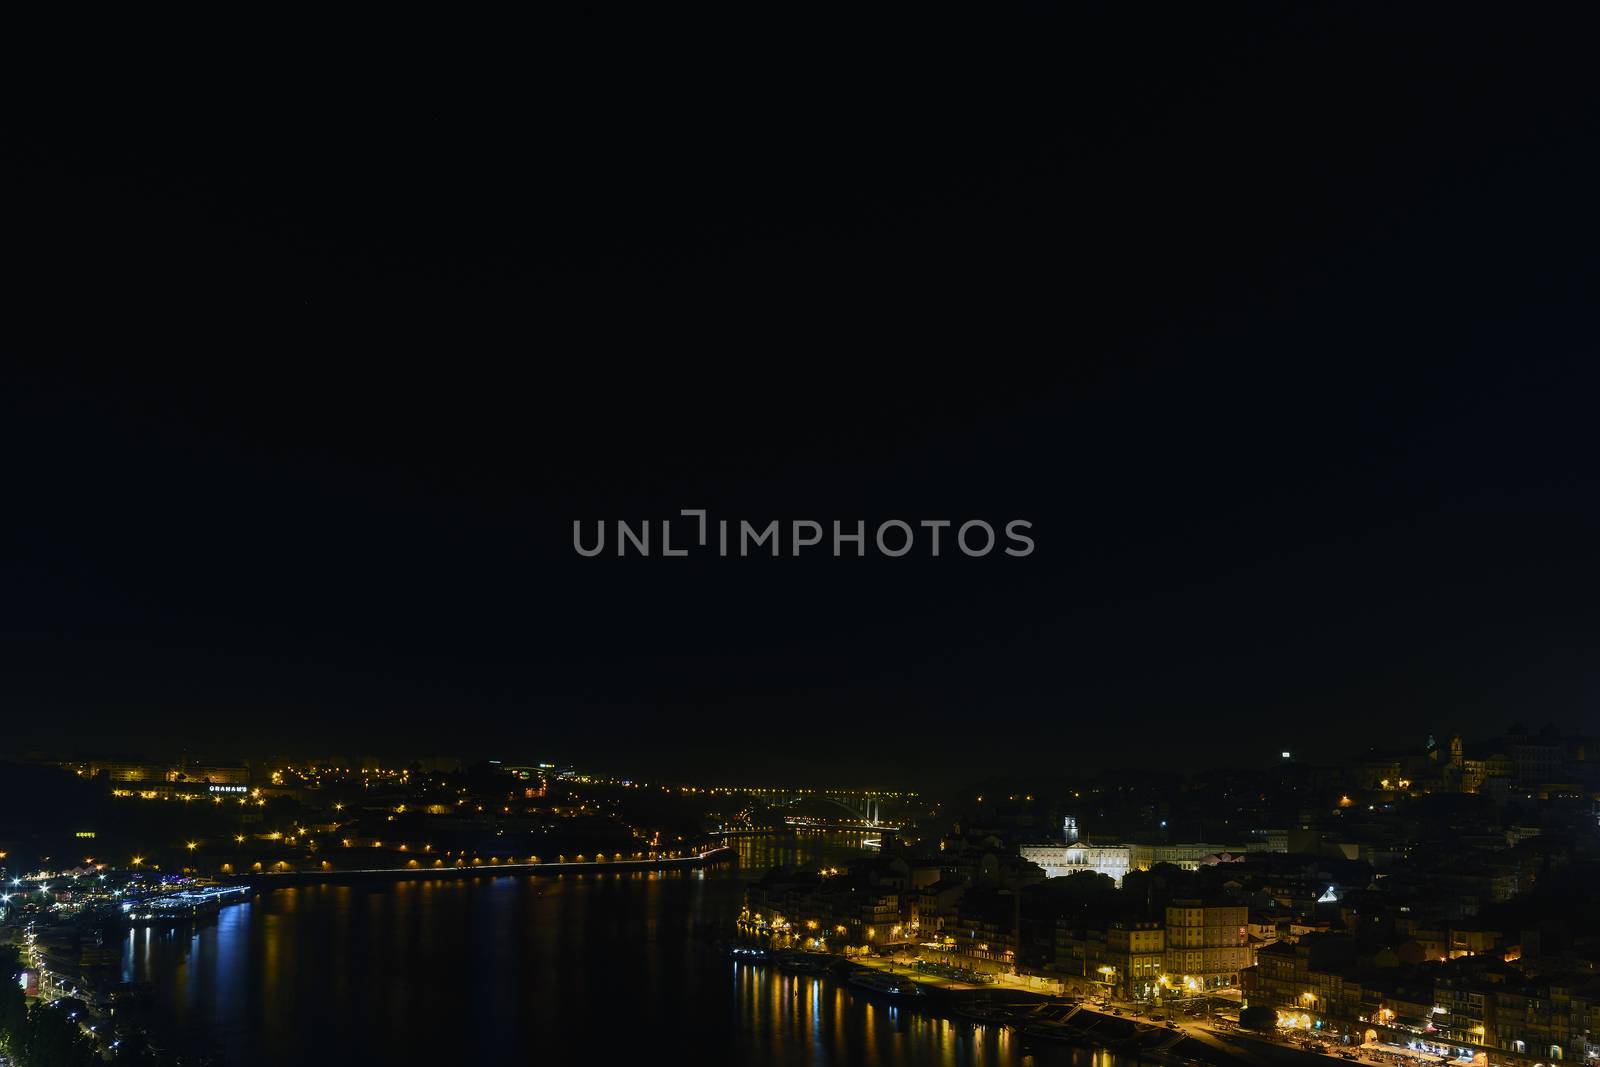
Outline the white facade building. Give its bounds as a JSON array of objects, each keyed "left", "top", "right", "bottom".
[{"left": 1019, "top": 842, "right": 1132, "bottom": 886}]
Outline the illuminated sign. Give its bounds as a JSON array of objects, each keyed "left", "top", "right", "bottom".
[
  {"left": 209, "top": 784, "right": 249, "bottom": 794},
  {"left": 75, "top": 831, "right": 96, "bottom": 838}
]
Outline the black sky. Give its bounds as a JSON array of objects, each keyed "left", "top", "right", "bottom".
[{"left": 5, "top": 8, "right": 1600, "bottom": 783}]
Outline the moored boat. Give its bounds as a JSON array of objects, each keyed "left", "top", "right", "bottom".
[
  {"left": 848, "top": 971, "right": 927, "bottom": 998},
  {"left": 774, "top": 950, "right": 833, "bottom": 975}
]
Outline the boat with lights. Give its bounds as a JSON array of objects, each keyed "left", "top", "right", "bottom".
[{"left": 848, "top": 971, "right": 927, "bottom": 998}]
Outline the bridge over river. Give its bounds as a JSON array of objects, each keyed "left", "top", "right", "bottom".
[{"left": 713, "top": 788, "right": 910, "bottom": 832}]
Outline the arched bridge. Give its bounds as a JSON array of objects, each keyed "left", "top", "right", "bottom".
[{"left": 777, "top": 791, "right": 904, "bottom": 830}]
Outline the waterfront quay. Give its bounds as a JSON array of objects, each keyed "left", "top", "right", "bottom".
[{"left": 729, "top": 947, "right": 1358, "bottom": 1067}]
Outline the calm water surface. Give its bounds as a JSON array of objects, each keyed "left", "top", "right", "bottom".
[{"left": 120, "top": 834, "right": 1130, "bottom": 1066}]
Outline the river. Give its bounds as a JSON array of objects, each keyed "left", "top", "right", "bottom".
[{"left": 117, "top": 833, "right": 1137, "bottom": 1066}]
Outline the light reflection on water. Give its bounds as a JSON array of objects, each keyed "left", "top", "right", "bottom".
[{"left": 120, "top": 834, "right": 1137, "bottom": 1066}]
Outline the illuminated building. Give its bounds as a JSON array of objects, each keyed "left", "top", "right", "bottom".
[
  {"left": 1107, "top": 921, "right": 1166, "bottom": 999},
  {"left": 89, "top": 759, "right": 249, "bottom": 785},
  {"left": 1164, "top": 898, "right": 1250, "bottom": 989},
  {"left": 1128, "top": 842, "right": 1257, "bottom": 871},
  {"left": 1019, "top": 842, "right": 1132, "bottom": 886}
]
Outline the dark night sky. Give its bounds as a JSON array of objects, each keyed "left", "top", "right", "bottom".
[{"left": 5, "top": 9, "right": 1599, "bottom": 783}]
